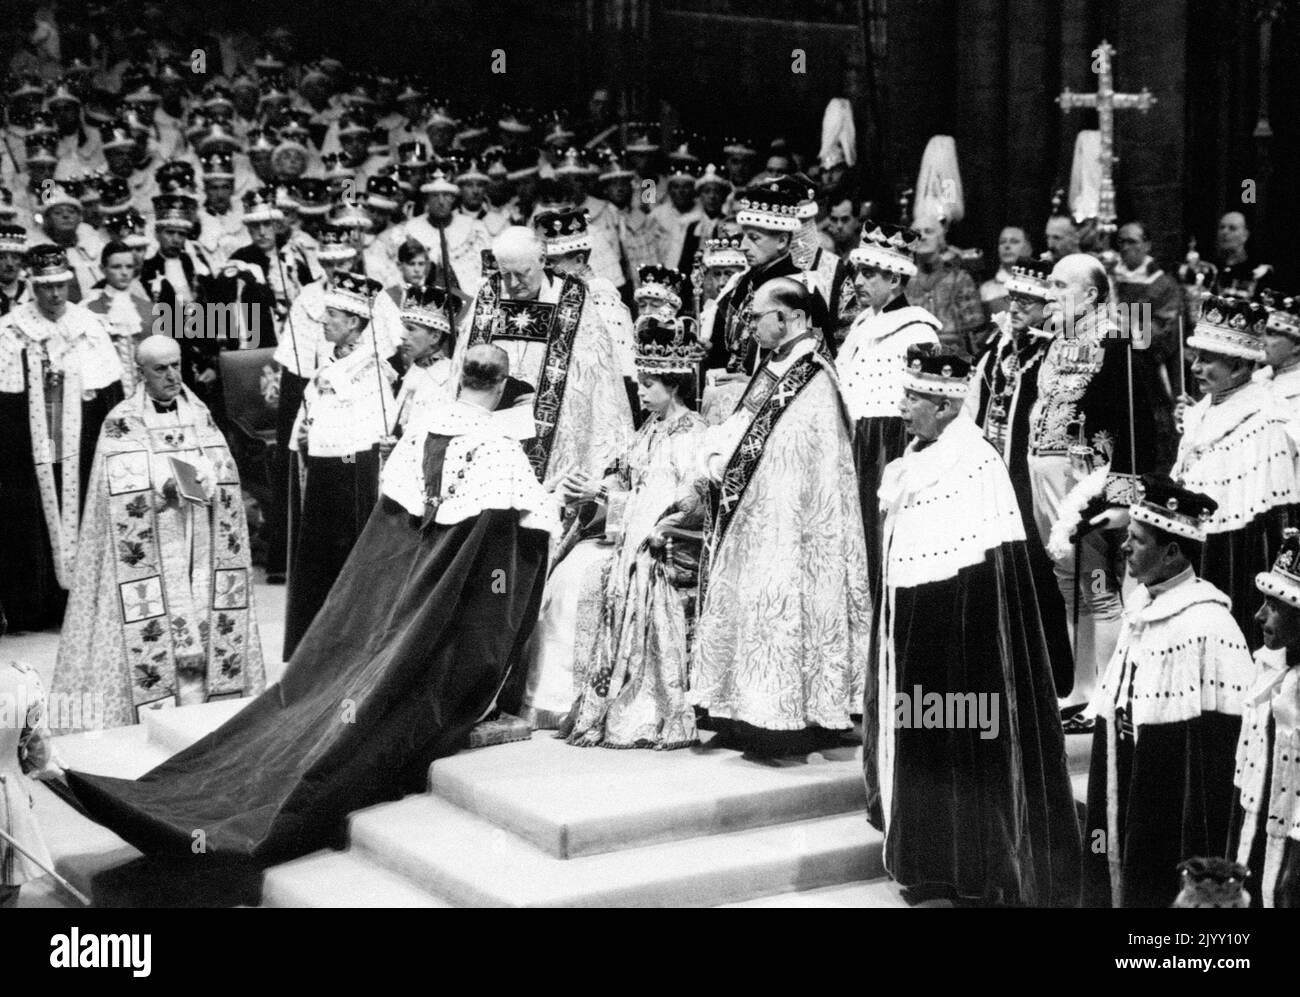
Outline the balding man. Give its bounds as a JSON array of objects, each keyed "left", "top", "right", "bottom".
[
  {"left": 1213, "top": 211, "right": 1274, "bottom": 300},
  {"left": 666, "top": 276, "right": 870, "bottom": 753},
  {"left": 1044, "top": 214, "right": 1081, "bottom": 263},
  {"left": 455, "top": 226, "right": 632, "bottom": 495},
  {"left": 1027, "top": 253, "right": 1158, "bottom": 724},
  {"left": 52, "top": 335, "right": 266, "bottom": 732}
]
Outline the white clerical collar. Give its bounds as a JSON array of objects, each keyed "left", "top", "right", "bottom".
[{"left": 767, "top": 334, "right": 817, "bottom": 376}]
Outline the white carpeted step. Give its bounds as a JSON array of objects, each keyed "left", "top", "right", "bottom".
[
  {"left": 719, "top": 876, "right": 942, "bottom": 908},
  {"left": 29, "top": 781, "right": 140, "bottom": 906},
  {"left": 261, "top": 849, "right": 453, "bottom": 908},
  {"left": 142, "top": 697, "right": 255, "bottom": 754},
  {"left": 428, "top": 731, "right": 867, "bottom": 858},
  {"left": 53, "top": 723, "right": 171, "bottom": 779},
  {"left": 346, "top": 794, "right": 881, "bottom": 908}
]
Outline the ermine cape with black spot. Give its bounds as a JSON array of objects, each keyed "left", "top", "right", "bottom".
[
  {"left": 68, "top": 409, "right": 555, "bottom": 864},
  {"left": 864, "top": 413, "right": 1081, "bottom": 907},
  {"left": 1083, "top": 572, "right": 1252, "bottom": 907}
]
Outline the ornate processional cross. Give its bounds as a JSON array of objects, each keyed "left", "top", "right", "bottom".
[{"left": 1057, "top": 40, "right": 1156, "bottom": 246}]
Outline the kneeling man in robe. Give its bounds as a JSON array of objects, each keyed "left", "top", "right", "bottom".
[{"left": 51, "top": 335, "right": 266, "bottom": 732}]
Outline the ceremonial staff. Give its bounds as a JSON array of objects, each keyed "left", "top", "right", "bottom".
[
  {"left": 271, "top": 238, "right": 309, "bottom": 417},
  {"left": 0, "top": 826, "right": 91, "bottom": 906},
  {"left": 362, "top": 278, "right": 393, "bottom": 486}
]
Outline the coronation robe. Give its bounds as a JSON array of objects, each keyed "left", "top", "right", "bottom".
[
  {"left": 68, "top": 402, "right": 556, "bottom": 865},
  {"left": 691, "top": 338, "right": 870, "bottom": 731},
  {"left": 273, "top": 277, "right": 402, "bottom": 582},
  {"left": 967, "top": 315, "right": 1073, "bottom": 694},
  {"left": 1083, "top": 571, "right": 1252, "bottom": 907},
  {"left": 864, "top": 414, "right": 1081, "bottom": 907},
  {"left": 835, "top": 294, "right": 939, "bottom": 597},
  {"left": 1257, "top": 362, "right": 1300, "bottom": 424},
  {"left": 460, "top": 270, "right": 633, "bottom": 490},
  {"left": 1172, "top": 380, "right": 1300, "bottom": 650},
  {"left": 51, "top": 387, "right": 266, "bottom": 732},
  {"left": 1232, "top": 647, "right": 1300, "bottom": 908},
  {"left": 283, "top": 341, "right": 398, "bottom": 658},
  {"left": 0, "top": 300, "right": 123, "bottom": 631}
]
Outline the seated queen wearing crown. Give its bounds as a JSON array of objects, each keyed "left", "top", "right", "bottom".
[{"left": 520, "top": 314, "right": 709, "bottom": 747}]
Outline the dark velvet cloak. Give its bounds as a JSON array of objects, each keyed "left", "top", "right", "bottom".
[
  {"left": 1082, "top": 712, "right": 1242, "bottom": 908},
  {"left": 0, "top": 359, "right": 120, "bottom": 631},
  {"left": 68, "top": 454, "right": 550, "bottom": 865},
  {"left": 1201, "top": 508, "right": 1293, "bottom": 653},
  {"left": 852, "top": 415, "right": 908, "bottom": 601},
  {"left": 282, "top": 447, "right": 382, "bottom": 659},
  {"left": 864, "top": 541, "right": 1082, "bottom": 907},
  {"left": 1230, "top": 714, "right": 1300, "bottom": 908}
]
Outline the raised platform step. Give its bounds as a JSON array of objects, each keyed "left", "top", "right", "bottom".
[
  {"left": 30, "top": 780, "right": 140, "bottom": 907},
  {"left": 428, "top": 730, "right": 867, "bottom": 859},
  {"left": 142, "top": 697, "right": 253, "bottom": 754},
  {"left": 260, "top": 850, "right": 453, "bottom": 908},
  {"left": 342, "top": 793, "right": 881, "bottom": 908},
  {"left": 720, "top": 877, "right": 942, "bottom": 908}
]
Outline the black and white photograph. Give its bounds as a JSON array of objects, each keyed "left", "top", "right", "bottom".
[{"left": 0, "top": 0, "right": 1295, "bottom": 954}]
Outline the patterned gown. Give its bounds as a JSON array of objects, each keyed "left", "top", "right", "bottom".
[
  {"left": 523, "top": 410, "right": 706, "bottom": 743},
  {"left": 568, "top": 410, "right": 709, "bottom": 749}
]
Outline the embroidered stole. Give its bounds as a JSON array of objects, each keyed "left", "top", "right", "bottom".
[
  {"left": 698, "top": 352, "right": 821, "bottom": 603},
  {"left": 468, "top": 272, "right": 586, "bottom": 480},
  {"left": 98, "top": 395, "right": 255, "bottom": 715},
  {"left": 23, "top": 349, "right": 84, "bottom": 589}
]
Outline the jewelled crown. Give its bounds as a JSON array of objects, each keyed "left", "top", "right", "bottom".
[
  {"left": 624, "top": 122, "right": 660, "bottom": 153},
  {"left": 155, "top": 160, "right": 197, "bottom": 195},
  {"left": 695, "top": 163, "right": 732, "bottom": 191},
  {"left": 242, "top": 187, "right": 284, "bottom": 223},
  {"left": 634, "top": 314, "right": 706, "bottom": 375},
  {"left": 152, "top": 193, "right": 198, "bottom": 229},
  {"left": 850, "top": 222, "right": 921, "bottom": 278},
  {"left": 200, "top": 149, "right": 235, "bottom": 179},
  {"left": 315, "top": 224, "right": 358, "bottom": 262},
  {"left": 25, "top": 244, "right": 73, "bottom": 284},
  {"left": 735, "top": 176, "right": 805, "bottom": 232},
  {"left": 401, "top": 284, "right": 456, "bottom": 334},
  {"left": 701, "top": 236, "right": 746, "bottom": 270},
  {"left": 1187, "top": 295, "right": 1268, "bottom": 362},
  {"left": 634, "top": 265, "right": 684, "bottom": 312},
  {"left": 902, "top": 343, "right": 971, "bottom": 399},
  {"left": 1262, "top": 292, "right": 1300, "bottom": 340},
  {"left": 420, "top": 167, "right": 458, "bottom": 195},
  {"left": 292, "top": 177, "right": 332, "bottom": 215},
  {"left": 1005, "top": 258, "right": 1053, "bottom": 300},
  {"left": 535, "top": 208, "right": 591, "bottom": 257},
  {"left": 1129, "top": 474, "right": 1217, "bottom": 543},
  {"left": 364, "top": 174, "right": 404, "bottom": 209},
  {"left": 324, "top": 271, "right": 383, "bottom": 318},
  {"left": 0, "top": 224, "right": 27, "bottom": 254},
  {"left": 1256, "top": 526, "right": 1300, "bottom": 611}
]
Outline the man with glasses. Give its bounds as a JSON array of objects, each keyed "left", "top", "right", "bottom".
[{"left": 663, "top": 276, "right": 869, "bottom": 754}]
